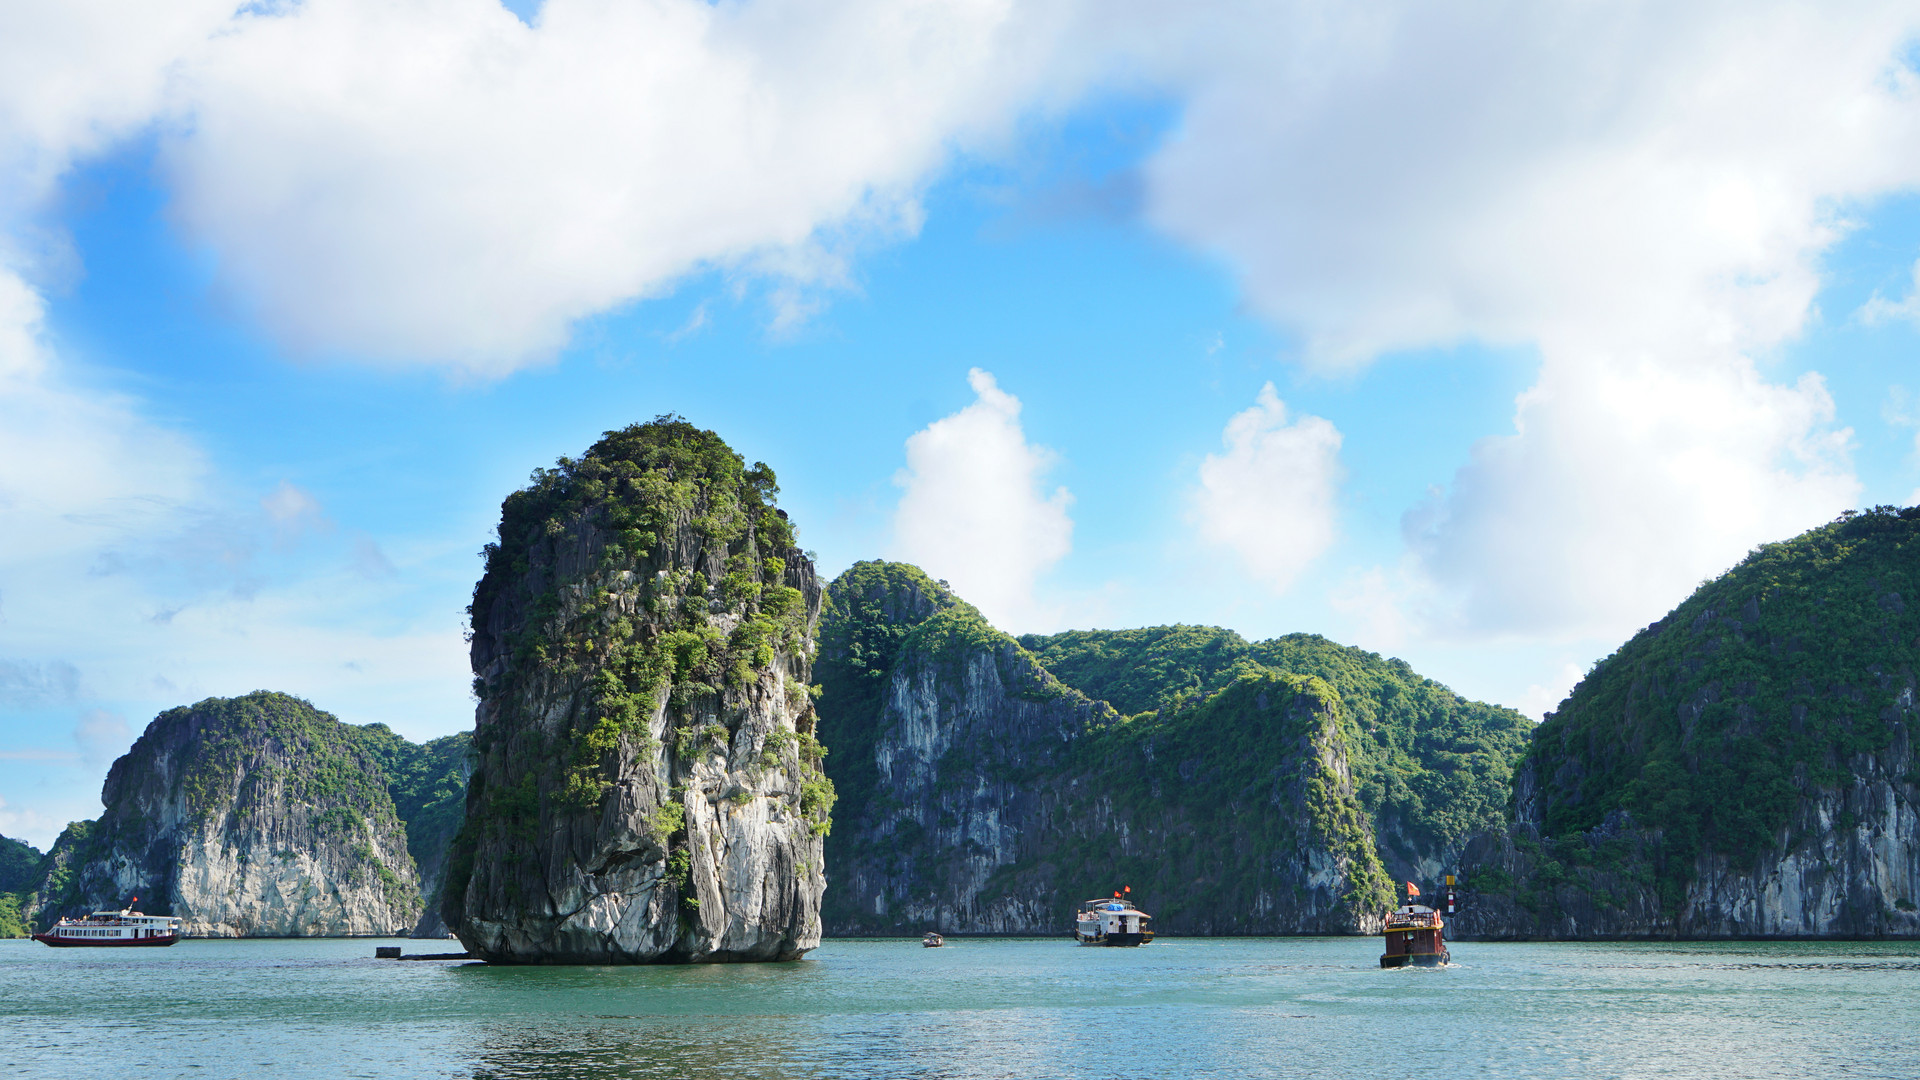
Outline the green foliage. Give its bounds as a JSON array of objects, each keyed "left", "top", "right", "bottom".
[
  {"left": 1023, "top": 625, "right": 1533, "bottom": 854},
  {"left": 650, "top": 800, "right": 686, "bottom": 843},
  {"left": 0, "top": 833, "right": 41, "bottom": 895},
  {"left": 1530, "top": 506, "right": 1920, "bottom": 886},
  {"left": 816, "top": 562, "right": 1431, "bottom": 930},
  {"left": 1066, "top": 671, "right": 1394, "bottom": 915},
  {"left": 465, "top": 416, "right": 811, "bottom": 832},
  {"left": 0, "top": 892, "right": 25, "bottom": 938},
  {"left": 350, "top": 727, "right": 472, "bottom": 877},
  {"left": 813, "top": 561, "right": 971, "bottom": 840},
  {"left": 147, "top": 692, "right": 405, "bottom": 831}
]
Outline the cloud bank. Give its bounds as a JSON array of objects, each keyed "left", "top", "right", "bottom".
[
  {"left": 1133, "top": 0, "right": 1912, "bottom": 643},
  {"left": 892, "top": 369, "right": 1074, "bottom": 631},
  {"left": 1190, "top": 383, "right": 1342, "bottom": 593}
]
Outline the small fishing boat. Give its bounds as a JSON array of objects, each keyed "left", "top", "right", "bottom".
[
  {"left": 1075, "top": 891, "right": 1153, "bottom": 946},
  {"left": 1380, "top": 901, "right": 1448, "bottom": 967},
  {"left": 33, "top": 907, "right": 183, "bottom": 948},
  {"left": 922, "top": 932, "right": 944, "bottom": 948}
]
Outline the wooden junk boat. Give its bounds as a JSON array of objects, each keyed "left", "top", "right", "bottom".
[
  {"left": 1380, "top": 903, "right": 1448, "bottom": 967},
  {"left": 1075, "top": 892, "right": 1153, "bottom": 946},
  {"left": 34, "top": 907, "right": 183, "bottom": 948}
]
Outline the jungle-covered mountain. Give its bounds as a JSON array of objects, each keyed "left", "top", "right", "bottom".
[
  {"left": 1021, "top": 625, "right": 1533, "bottom": 879},
  {"left": 22, "top": 692, "right": 471, "bottom": 936},
  {"left": 815, "top": 560, "right": 1529, "bottom": 935},
  {"left": 0, "top": 833, "right": 40, "bottom": 936},
  {"left": 1453, "top": 505, "right": 1920, "bottom": 937}
]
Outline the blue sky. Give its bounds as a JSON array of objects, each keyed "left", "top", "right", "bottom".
[{"left": 4, "top": 1, "right": 1920, "bottom": 849}]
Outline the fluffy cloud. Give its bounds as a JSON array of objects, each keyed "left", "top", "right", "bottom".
[
  {"left": 154, "top": 0, "right": 1066, "bottom": 371},
  {"left": 1126, "top": 0, "right": 1915, "bottom": 640},
  {"left": 1190, "top": 383, "right": 1342, "bottom": 593},
  {"left": 892, "top": 368, "right": 1073, "bottom": 631},
  {"left": 1404, "top": 354, "right": 1857, "bottom": 637}
]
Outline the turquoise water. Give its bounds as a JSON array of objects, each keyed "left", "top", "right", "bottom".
[{"left": 3, "top": 936, "right": 1917, "bottom": 1078}]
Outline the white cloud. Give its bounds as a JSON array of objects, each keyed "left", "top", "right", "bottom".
[
  {"left": 152, "top": 0, "right": 1062, "bottom": 372},
  {"left": 1190, "top": 383, "right": 1342, "bottom": 593},
  {"left": 1118, "top": 0, "right": 1912, "bottom": 640},
  {"left": 1402, "top": 354, "right": 1857, "bottom": 638},
  {"left": 1517, "top": 660, "right": 1589, "bottom": 722},
  {"left": 892, "top": 368, "right": 1073, "bottom": 631}
]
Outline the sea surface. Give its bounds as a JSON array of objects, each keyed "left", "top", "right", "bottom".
[{"left": 3, "top": 935, "right": 1917, "bottom": 1079}]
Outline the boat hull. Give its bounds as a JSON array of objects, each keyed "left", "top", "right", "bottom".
[
  {"left": 1075, "top": 932, "right": 1153, "bottom": 947},
  {"left": 1379, "top": 948, "right": 1448, "bottom": 968},
  {"left": 33, "top": 933, "right": 180, "bottom": 948}
]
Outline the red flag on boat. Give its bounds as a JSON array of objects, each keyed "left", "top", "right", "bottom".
[
  {"left": 1123, "top": 886, "right": 1130, "bottom": 894},
  {"left": 1405, "top": 882, "right": 1420, "bottom": 898}
]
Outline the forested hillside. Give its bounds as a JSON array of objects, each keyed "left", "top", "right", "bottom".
[
  {"left": 815, "top": 560, "right": 1525, "bottom": 934},
  {"left": 1023, "top": 626, "right": 1532, "bottom": 877},
  {"left": 1456, "top": 505, "right": 1920, "bottom": 937}
]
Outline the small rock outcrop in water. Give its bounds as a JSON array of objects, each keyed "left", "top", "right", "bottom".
[
  {"left": 1451, "top": 506, "right": 1920, "bottom": 939},
  {"left": 445, "top": 417, "right": 828, "bottom": 963},
  {"left": 817, "top": 561, "right": 1402, "bottom": 935},
  {"left": 29, "top": 692, "right": 423, "bottom": 936}
]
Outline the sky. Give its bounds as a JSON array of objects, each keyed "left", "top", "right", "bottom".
[{"left": 5, "top": 0, "right": 1920, "bottom": 850}]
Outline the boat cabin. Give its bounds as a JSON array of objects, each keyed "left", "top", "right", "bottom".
[{"left": 1380, "top": 904, "right": 1448, "bottom": 967}]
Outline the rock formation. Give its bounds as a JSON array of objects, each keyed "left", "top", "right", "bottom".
[
  {"left": 445, "top": 418, "right": 828, "bottom": 963},
  {"left": 29, "top": 691, "right": 423, "bottom": 936},
  {"left": 818, "top": 561, "right": 1395, "bottom": 935},
  {"left": 1451, "top": 505, "right": 1920, "bottom": 939}
]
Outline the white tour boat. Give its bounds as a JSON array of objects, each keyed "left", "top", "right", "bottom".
[
  {"left": 1075, "top": 894, "right": 1153, "bottom": 946},
  {"left": 34, "top": 908, "right": 184, "bottom": 947}
]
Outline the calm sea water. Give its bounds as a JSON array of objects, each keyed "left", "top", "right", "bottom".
[{"left": 3, "top": 935, "right": 1917, "bottom": 1079}]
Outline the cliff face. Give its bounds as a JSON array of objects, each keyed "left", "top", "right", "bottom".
[
  {"left": 357, "top": 729, "right": 472, "bottom": 939},
  {"left": 819, "top": 562, "right": 1393, "bottom": 936},
  {"left": 1453, "top": 506, "right": 1920, "bottom": 939},
  {"left": 446, "top": 419, "right": 828, "bottom": 963},
  {"left": 29, "top": 692, "right": 422, "bottom": 936}
]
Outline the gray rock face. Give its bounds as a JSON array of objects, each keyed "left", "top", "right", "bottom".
[
  {"left": 1454, "top": 721, "right": 1920, "bottom": 939},
  {"left": 446, "top": 426, "right": 827, "bottom": 963},
  {"left": 819, "top": 563, "right": 1392, "bottom": 936},
  {"left": 30, "top": 692, "right": 422, "bottom": 936}
]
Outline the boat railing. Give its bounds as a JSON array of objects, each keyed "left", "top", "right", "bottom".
[{"left": 1384, "top": 911, "right": 1441, "bottom": 930}]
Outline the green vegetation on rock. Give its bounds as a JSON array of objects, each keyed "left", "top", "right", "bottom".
[
  {"left": 0, "top": 833, "right": 40, "bottom": 937},
  {"left": 462, "top": 416, "right": 809, "bottom": 830},
  {"left": 818, "top": 561, "right": 1474, "bottom": 933},
  {"left": 446, "top": 416, "right": 830, "bottom": 955},
  {"left": 1526, "top": 505, "right": 1920, "bottom": 895},
  {"left": 1024, "top": 626, "right": 1532, "bottom": 858}
]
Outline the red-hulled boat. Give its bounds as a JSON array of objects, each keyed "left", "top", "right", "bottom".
[{"left": 33, "top": 907, "right": 184, "bottom": 947}]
